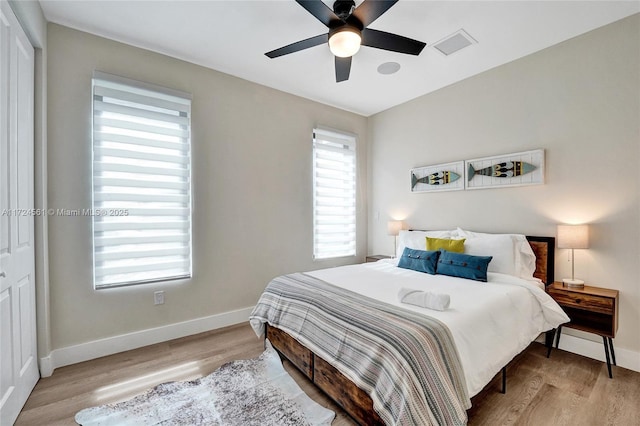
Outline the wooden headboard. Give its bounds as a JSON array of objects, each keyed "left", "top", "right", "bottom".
[{"left": 526, "top": 236, "right": 555, "bottom": 285}]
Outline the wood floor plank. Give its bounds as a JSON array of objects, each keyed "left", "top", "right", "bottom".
[
  {"left": 467, "top": 366, "right": 545, "bottom": 425},
  {"left": 513, "top": 383, "right": 586, "bottom": 426},
  {"left": 573, "top": 364, "right": 640, "bottom": 426},
  {"left": 15, "top": 323, "right": 640, "bottom": 425},
  {"left": 531, "top": 345, "right": 601, "bottom": 398}
]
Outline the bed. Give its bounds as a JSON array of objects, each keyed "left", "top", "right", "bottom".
[{"left": 250, "top": 229, "right": 569, "bottom": 425}]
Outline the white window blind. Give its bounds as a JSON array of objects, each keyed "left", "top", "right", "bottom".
[
  {"left": 92, "top": 72, "right": 192, "bottom": 288},
  {"left": 313, "top": 128, "right": 356, "bottom": 259}
]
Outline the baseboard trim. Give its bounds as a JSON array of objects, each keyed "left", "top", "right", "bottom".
[
  {"left": 536, "top": 333, "right": 640, "bottom": 373},
  {"left": 40, "top": 306, "right": 254, "bottom": 377},
  {"left": 40, "top": 314, "right": 639, "bottom": 378},
  {"left": 38, "top": 355, "right": 53, "bottom": 377}
]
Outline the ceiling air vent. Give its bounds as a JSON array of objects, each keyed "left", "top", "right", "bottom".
[{"left": 432, "top": 29, "right": 476, "bottom": 56}]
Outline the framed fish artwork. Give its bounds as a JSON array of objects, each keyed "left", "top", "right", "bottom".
[
  {"left": 465, "top": 149, "right": 545, "bottom": 190},
  {"left": 410, "top": 161, "right": 465, "bottom": 193}
]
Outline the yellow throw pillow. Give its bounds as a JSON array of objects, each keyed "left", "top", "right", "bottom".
[{"left": 426, "top": 237, "right": 466, "bottom": 253}]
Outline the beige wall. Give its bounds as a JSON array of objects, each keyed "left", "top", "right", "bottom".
[
  {"left": 368, "top": 15, "right": 639, "bottom": 353},
  {"left": 47, "top": 24, "right": 368, "bottom": 350}
]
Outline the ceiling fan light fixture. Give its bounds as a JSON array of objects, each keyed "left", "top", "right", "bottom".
[
  {"left": 265, "top": 0, "right": 426, "bottom": 83},
  {"left": 329, "top": 26, "right": 362, "bottom": 58}
]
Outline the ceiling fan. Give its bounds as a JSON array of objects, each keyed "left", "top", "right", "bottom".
[{"left": 265, "top": 0, "right": 426, "bottom": 82}]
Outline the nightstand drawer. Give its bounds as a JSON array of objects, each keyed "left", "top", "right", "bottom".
[
  {"left": 366, "top": 255, "right": 391, "bottom": 263},
  {"left": 549, "top": 290, "right": 613, "bottom": 315}
]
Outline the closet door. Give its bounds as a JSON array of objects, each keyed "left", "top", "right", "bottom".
[{"left": 0, "top": 1, "right": 38, "bottom": 425}]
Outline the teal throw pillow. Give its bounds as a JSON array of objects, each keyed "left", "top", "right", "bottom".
[
  {"left": 398, "top": 248, "right": 440, "bottom": 275},
  {"left": 436, "top": 249, "right": 493, "bottom": 282}
]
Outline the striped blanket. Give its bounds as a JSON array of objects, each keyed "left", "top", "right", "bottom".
[{"left": 249, "top": 273, "right": 471, "bottom": 426}]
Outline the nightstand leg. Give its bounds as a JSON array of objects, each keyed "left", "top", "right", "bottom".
[
  {"left": 608, "top": 337, "right": 616, "bottom": 366},
  {"left": 554, "top": 325, "right": 562, "bottom": 349},
  {"left": 603, "top": 336, "right": 613, "bottom": 379}
]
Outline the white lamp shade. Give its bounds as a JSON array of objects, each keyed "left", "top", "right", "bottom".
[
  {"left": 329, "top": 27, "right": 362, "bottom": 58},
  {"left": 557, "top": 224, "right": 589, "bottom": 249},
  {"left": 387, "top": 220, "right": 403, "bottom": 236}
]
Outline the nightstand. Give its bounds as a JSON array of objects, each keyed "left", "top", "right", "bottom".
[
  {"left": 547, "top": 282, "right": 619, "bottom": 378},
  {"left": 365, "top": 255, "right": 391, "bottom": 263}
]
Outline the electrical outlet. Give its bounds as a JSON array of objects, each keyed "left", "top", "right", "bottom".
[{"left": 154, "top": 291, "right": 165, "bottom": 305}]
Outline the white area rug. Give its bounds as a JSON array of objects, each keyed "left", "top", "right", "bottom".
[{"left": 75, "top": 340, "right": 335, "bottom": 425}]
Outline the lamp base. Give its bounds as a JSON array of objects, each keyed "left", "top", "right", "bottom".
[{"left": 562, "top": 278, "right": 585, "bottom": 288}]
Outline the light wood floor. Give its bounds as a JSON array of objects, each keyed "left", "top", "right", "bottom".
[{"left": 16, "top": 323, "right": 640, "bottom": 426}]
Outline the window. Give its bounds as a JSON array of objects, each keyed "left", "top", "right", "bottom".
[
  {"left": 312, "top": 128, "right": 356, "bottom": 259},
  {"left": 92, "top": 72, "right": 192, "bottom": 288}
]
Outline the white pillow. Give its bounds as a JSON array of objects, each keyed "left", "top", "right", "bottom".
[
  {"left": 396, "top": 229, "right": 455, "bottom": 258},
  {"left": 514, "top": 238, "right": 537, "bottom": 278},
  {"left": 462, "top": 234, "right": 517, "bottom": 276},
  {"left": 456, "top": 228, "right": 536, "bottom": 278}
]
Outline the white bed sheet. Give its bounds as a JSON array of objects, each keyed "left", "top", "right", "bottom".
[{"left": 307, "top": 259, "right": 569, "bottom": 397}]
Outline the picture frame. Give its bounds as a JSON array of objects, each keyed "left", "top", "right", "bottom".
[
  {"left": 465, "top": 149, "right": 545, "bottom": 190},
  {"left": 410, "top": 161, "right": 465, "bottom": 193}
]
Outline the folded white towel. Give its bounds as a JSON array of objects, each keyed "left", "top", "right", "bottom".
[{"left": 398, "top": 288, "right": 450, "bottom": 311}]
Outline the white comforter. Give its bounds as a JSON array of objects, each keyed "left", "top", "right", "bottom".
[{"left": 308, "top": 260, "right": 569, "bottom": 397}]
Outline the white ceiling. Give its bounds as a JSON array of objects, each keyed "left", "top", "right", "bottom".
[{"left": 39, "top": 1, "right": 639, "bottom": 116}]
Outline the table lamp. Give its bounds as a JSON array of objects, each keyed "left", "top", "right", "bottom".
[
  {"left": 387, "top": 220, "right": 403, "bottom": 258},
  {"left": 557, "top": 224, "right": 589, "bottom": 288}
]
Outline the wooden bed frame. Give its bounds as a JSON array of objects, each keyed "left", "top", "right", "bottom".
[{"left": 266, "top": 236, "right": 555, "bottom": 426}]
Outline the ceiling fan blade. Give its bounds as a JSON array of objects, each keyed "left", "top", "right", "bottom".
[
  {"left": 335, "top": 56, "right": 352, "bottom": 82},
  {"left": 296, "top": 0, "right": 340, "bottom": 27},
  {"left": 265, "top": 33, "right": 328, "bottom": 58},
  {"left": 350, "top": 0, "right": 398, "bottom": 27},
  {"left": 361, "top": 28, "right": 426, "bottom": 55}
]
